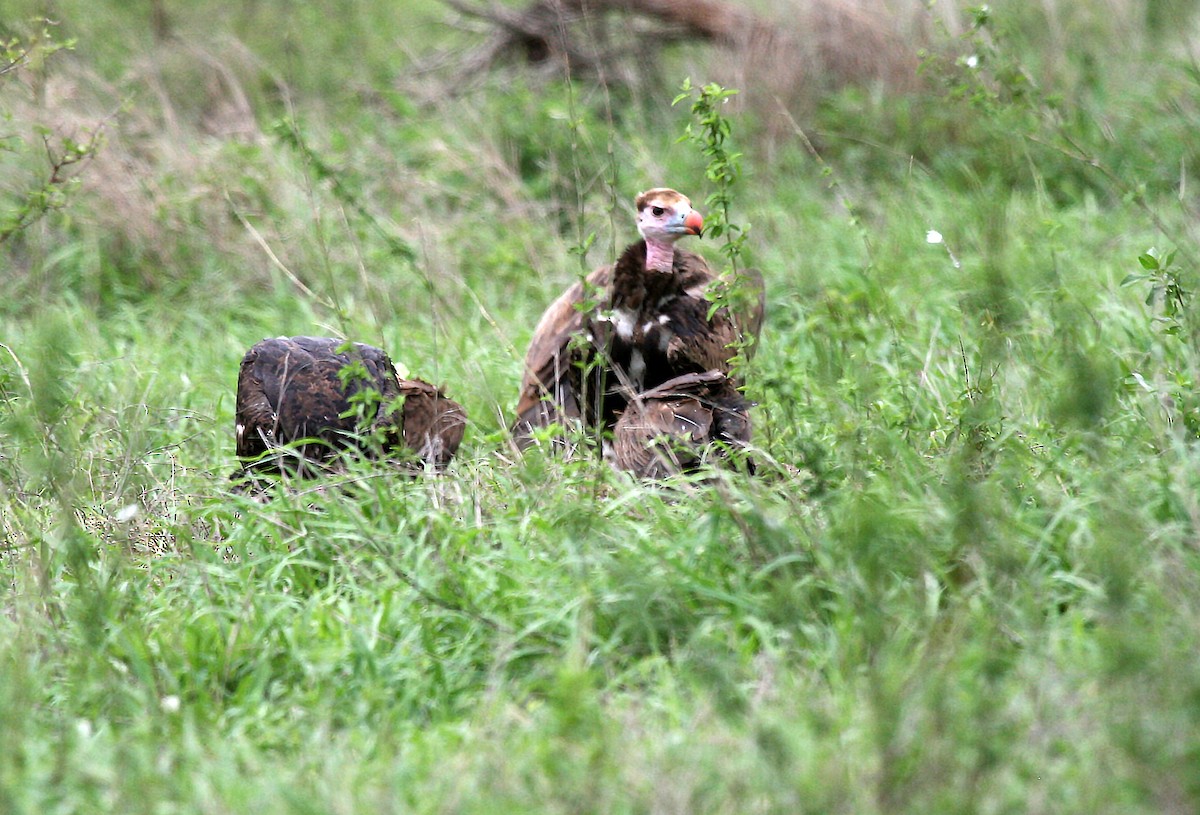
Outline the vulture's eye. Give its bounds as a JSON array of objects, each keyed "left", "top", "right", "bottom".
[{"left": 651, "top": 206, "right": 665, "bottom": 217}]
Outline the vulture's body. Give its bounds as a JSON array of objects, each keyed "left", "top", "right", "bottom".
[
  {"left": 513, "top": 188, "right": 763, "bottom": 449},
  {"left": 612, "top": 371, "right": 753, "bottom": 479},
  {"left": 233, "top": 336, "right": 465, "bottom": 485}
]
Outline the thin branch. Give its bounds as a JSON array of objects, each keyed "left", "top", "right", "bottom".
[
  {"left": 0, "top": 343, "right": 33, "bottom": 399},
  {"left": 0, "top": 51, "right": 30, "bottom": 77},
  {"left": 0, "top": 120, "right": 108, "bottom": 246},
  {"left": 775, "top": 99, "right": 875, "bottom": 263},
  {"left": 226, "top": 192, "right": 335, "bottom": 309},
  {"left": 1026, "top": 132, "right": 1198, "bottom": 268}
]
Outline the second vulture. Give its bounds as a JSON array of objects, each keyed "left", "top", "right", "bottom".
[{"left": 232, "top": 336, "right": 466, "bottom": 488}]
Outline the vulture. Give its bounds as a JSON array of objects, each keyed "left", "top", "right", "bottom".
[
  {"left": 232, "top": 336, "right": 466, "bottom": 486},
  {"left": 512, "top": 187, "right": 764, "bottom": 449},
  {"left": 612, "top": 370, "right": 753, "bottom": 479}
]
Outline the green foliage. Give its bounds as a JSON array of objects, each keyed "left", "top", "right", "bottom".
[
  {"left": 1, "top": 20, "right": 74, "bottom": 87},
  {"left": 1123, "top": 248, "right": 1190, "bottom": 341},
  {"left": 813, "top": 2, "right": 1200, "bottom": 203},
  {"left": 4, "top": 1, "right": 1200, "bottom": 812},
  {"left": 0, "top": 20, "right": 101, "bottom": 245},
  {"left": 674, "top": 79, "right": 747, "bottom": 269},
  {"left": 272, "top": 118, "right": 417, "bottom": 264},
  {"left": 674, "top": 79, "right": 761, "bottom": 369}
]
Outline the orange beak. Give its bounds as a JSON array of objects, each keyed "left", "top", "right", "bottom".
[{"left": 684, "top": 209, "right": 704, "bottom": 237}]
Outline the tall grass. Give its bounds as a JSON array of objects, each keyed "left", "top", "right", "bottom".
[{"left": 4, "top": 0, "right": 1200, "bottom": 811}]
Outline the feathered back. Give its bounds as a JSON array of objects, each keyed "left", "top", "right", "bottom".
[
  {"left": 612, "top": 370, "right": 752, "bottom": 479},
  {"left": 233, "top": 336, "right": 465, "bottom": 483}
]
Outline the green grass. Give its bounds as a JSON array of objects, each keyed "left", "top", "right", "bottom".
[{"left": 4, "top": 1, "right": 1200, "bottom": 812}]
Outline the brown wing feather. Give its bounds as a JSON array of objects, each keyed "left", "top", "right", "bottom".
[
  {"left": 674, "top": 248, "right": 718, "bottom": 291},
  {"left": 618, "top": 397, "right": 716, "bottom": 478},
  {"left": 675, "top": 257, "right": 765, "bottom": 366},
  {"left": 512, "top": 265, "right": 611, "bottom": 444},
  {"left": 400, "top": 378, "right": 467, "bottom": 471},
  {"left": 649, "top": 250, "right": 749, "bottom": 376},
  {"left": 234, "top": 342, "right": 279, "bottom": 462},
  {"left": 661, "top": 295, "right": 741, "bottom": 375},
  {"left": 612, "top": 371, "right": 752, "bottom": 479}
]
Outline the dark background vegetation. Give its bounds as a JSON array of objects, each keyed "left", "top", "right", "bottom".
[{"left": 4, "top": 0, "right": 1200, "bottom": 811}]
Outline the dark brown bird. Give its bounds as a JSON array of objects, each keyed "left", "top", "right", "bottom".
[
  {"left": 513, "top": 188, "right": 763, "bottom": 448},
  {"left": 612, "top": 371, "right": 753, "bottom": 479},
  {"left": 232, "top": 336, "right": 465, "bottom": 486}
]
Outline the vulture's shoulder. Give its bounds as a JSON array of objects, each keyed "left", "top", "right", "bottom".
[
  {"left": 674, "top": 258, "right": 766, "bottom": 360},
  {"left": 673, "top": 248, "right": 717, "bottom": 293},
  {"left": 518, "top": 265, "right": 611, "bottom": 387},
  {"left": 524, "top": 265, "right": 612, "bottom": 356}
]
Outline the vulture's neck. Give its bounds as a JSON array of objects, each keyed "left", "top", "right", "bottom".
[
  {"left": 611, "top": 239, "right": 682, "bottom": 310},
  {"left": 643, "top": 237, "right": 677, "bottom": 275}
]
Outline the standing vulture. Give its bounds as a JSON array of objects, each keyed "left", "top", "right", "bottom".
[
  {"left": 512, "top": 187, "right": 764, "bottom": 449},
  {"left": 232, "top": 336, "right": 466, "bottom": 486},
  {"left": 612, "top": 370, "right": 753, "bottom": 479}
]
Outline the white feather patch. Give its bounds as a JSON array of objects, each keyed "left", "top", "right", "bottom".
[{"left": 605, "top": 308, "right": 633, "bottom": 340}]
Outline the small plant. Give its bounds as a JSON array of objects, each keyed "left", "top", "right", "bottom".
[
  {"left": 935, "top": 4, "right": 1039, "bottom": 112},
  {"left": 0, "top": 20, "right": 103, "bottom": 246},
  {"left": 673, "top": 79, "right": 747, "bottom": 275},
  {"left": 335, "top": 341, "right": 403, "bottom": 453},
  {"left": 1122, "top": 248, "right": 1189, "bottom": 341},
  {"left": 1, "top": 20, "right": 72, "bottom": 79},
  {"left": 673, "top": 79, "right": 759, "bottom": 366}
]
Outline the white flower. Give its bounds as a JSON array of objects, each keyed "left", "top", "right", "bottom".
[
  {"left": 161, "top": 695, "right": 182, "bottom": 713},
  {"left": 926, "top": 230, "right": 943, "bottom": 244},
  {"left": 966, "top": 54, "right": 979, "bottom": 69}
]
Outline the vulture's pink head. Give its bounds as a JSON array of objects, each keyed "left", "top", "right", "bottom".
[{"left": 635, "top": 188, "right": 703, "bottom": 243}]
